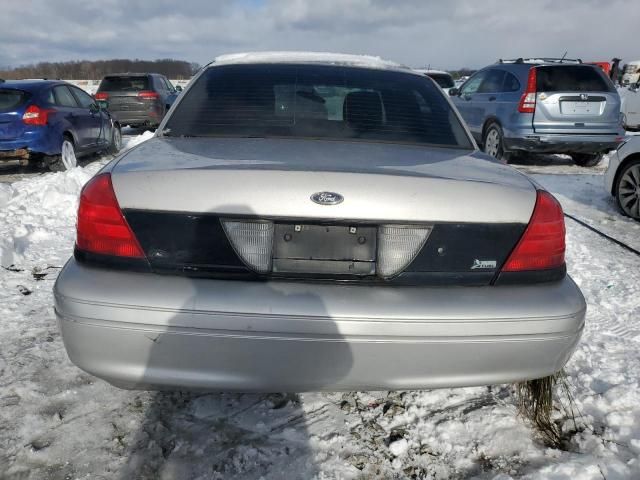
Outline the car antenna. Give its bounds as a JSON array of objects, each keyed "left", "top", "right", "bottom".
[{"left": 560, "top": 51, "right": 568, "bottom": 63}]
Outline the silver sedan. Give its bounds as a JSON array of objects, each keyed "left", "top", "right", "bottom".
[{"left": 54, "top": 52, "right": 586, "bottom": 392}]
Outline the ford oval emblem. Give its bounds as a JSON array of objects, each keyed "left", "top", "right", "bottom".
[{"left": 311, "top": 191, "right": 344, "bottom": 205}]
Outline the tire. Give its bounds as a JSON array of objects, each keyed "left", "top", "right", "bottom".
[
  {"left": 615, "top": 159, "right": 640, "bottom": 221},
  {"left": 107, "top": 124, "right": 122, "bottom": 155},
  {"left": 483, "top": 123, "right": 511, "bottom": 163},
  {"left": 48, "top": 136, "right": 77, "bottom": 172},
  {"left": 571, "top": 153, "right": 603, "bottom": 167}
]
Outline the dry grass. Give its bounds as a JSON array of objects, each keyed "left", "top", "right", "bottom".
[{"left": 514, "top": 370, "right": 579, "bottom": 448}]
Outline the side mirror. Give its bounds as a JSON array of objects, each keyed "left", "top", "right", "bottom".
[
  {"left": 96, "top": 100, "right": 109, "bottom": 111},
  {"left": 449, "top": 87, "right": 459, "bottom": 96},
  {"left": 175, "top": 85, "right": 183, "bottom": 92}
]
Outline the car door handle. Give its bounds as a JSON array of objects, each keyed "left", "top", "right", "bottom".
[{"left": 489, "top": 96, "right": 497, "bottom": 101}]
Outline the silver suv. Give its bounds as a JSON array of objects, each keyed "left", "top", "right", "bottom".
[{"left": 450, "top": 58, "right": 624, "bottom": 166}]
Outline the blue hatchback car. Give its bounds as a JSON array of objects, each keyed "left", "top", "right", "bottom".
[{"left": 0, "top": 79, "right": 121, "bottom": 171}]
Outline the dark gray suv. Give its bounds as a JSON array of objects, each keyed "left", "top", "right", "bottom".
[
  {"left": 450, "top": 58, "right": 624, "bottom": 166},
  {"left": 95, "top": 73, "right": 179, "bottom": 129}
]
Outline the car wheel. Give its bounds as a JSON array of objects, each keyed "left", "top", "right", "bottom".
[
  {"left": 107, "top": 125, "right": 122, "bottom": 155},
  {"left": 48, "top": 137, "right": 77, "bottom": 172},
  {"left": 615, "top": 159, "right": 640, "bottom": 220},
  {"left": 571, "top": 153, "right": 603, "bottom": 167},
  {"left": 483, "top": 123, "right": 511, "bottom": 163}
]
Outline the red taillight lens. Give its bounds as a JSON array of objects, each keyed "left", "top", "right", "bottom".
[
  {"left": 76, "top": 173, "right": 145, "bottom": 258},
  {"left": 502, "top": 190, "right": 565, "bottom": 272},
  {"left": 22, "top": 105, "right": 53, "bottom": 126},
  {"left": 517, "top": 67, "right": 537, "bottom": 113},
  {"left": 94, "top": 92, "right": 109, "bottom": 100},
  {"left": 138, "top": 90, "right": 159, "bottom": 100}
]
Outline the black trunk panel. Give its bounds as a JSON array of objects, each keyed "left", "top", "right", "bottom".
[{"left": 117, "top": 210, "right": 532, "bottom": 285}]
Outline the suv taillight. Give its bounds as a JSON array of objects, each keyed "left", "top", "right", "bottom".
[
  {"left": 22, "top": 105, "right": 53, "bottom": 126},
  {"left": 502, "top": 190, "right": 565, "bottom": 272},
  {"left": 94, "top": 92, "right": 109, "bottom": 100},
  {"left": 138, "top": 90, "right": 159, "bottom": 100},
  {"left": 517, "top": 67, "right": 537, "bottom": 114},
  {"left": 76, "top": 173, "right": 145, "bottom": 258}
]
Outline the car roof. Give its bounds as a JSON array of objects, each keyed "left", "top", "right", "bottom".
[
  {"left": 0, "top": 79, "right": 66, "bottom": 91},
  {"left": 210, "top": 51, "right": 413, "bottom": 73}
]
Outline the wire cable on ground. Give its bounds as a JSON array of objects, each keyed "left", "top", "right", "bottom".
[{"left": 564, "top": 213, "right": 640, "bottom": 257}]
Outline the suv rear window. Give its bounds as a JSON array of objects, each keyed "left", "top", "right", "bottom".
[
  {"left": 0, "top": 89, "right": 30, "bottom": 112},
  {"left": 99, "top": 76, "right": 150, "bottom": 92},
  {"left": 426, "top": 73, "right": 455, "bottom": 89},
  {"left": 536, "top": 66, "right": 614, "bottom": 92},
  {"left": 166, "top": 64, "right": 472, "bottom": 149}
]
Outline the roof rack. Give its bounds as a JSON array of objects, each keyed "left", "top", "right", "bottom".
[{"left": 498, "top": 57, "right": 583, "bottom": 65}]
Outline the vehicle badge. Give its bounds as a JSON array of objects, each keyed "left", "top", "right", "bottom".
[
  {"left": 471, "top": 259, "right": 497, "bottom": 270},
  {"left": 311, "top": 192, "right": 344, "bottom": 205},
  {"left": 580, "top": 93, "right": 589, "bottom": 101}
]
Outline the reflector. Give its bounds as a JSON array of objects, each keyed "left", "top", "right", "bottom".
[
  {"left": 377, "top": 225, "right": 432, "bottom": 278},
  {"left": 222, "top": 220, "right": 274, "bottom": 274}
]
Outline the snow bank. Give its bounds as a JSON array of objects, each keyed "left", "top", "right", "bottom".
[
  {"left": 122, "top": 130, "right": 155, "bottom": 151},
  {"left": 0, "top": 165, "right": 104, "bottom": 268}
]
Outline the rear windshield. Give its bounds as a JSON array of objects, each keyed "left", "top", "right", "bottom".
[
  {"left": 165, "top": 64, "right": 472, "bottom": 149},
  {"left": 0, "top": 89, "right": 30, "bottom": 112},
  {"left": 536, "top": 66, "right": 614, "bottom": 92},
  {"left": 98, "top": 76, "right": 150, "bottom": 92},
  {"left": 426, "top": 73, "right": 455, "bottom": 89}
]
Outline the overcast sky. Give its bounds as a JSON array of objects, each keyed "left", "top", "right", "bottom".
[{"left": 1, "top": 0, "right": 638, "bottom": 70}]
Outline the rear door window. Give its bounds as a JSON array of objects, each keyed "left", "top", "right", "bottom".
[
  {"left": 478, "top": 69, "right": 506, "bottom": 93},
  {"left": 99, "top": 76, "right": 150, "bottom": 92},
  {"left": 53, "top": 86, "right": 79, "bottom": 108},
  {"left": 536, "top": 66, "right": 614, "bottom": 92},
  {"left": 70, "top": 86, "right": 96, "bottom": 109},
  {"left": 502, "top": 72, "right": 521, "bottom": 92},
  {"left": 0, "top": 89, "right": 30, "bottom": 112}
]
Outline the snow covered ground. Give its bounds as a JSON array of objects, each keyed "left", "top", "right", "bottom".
[{"left": 1, "top": 140, "right": 639, "bottom": 479}]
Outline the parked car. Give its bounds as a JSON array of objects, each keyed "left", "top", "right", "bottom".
[
  {"left": 605, "top": 136, "right": 640, "bottom": 221},
  {"left": 622, "top": 60, "right": 640, "bottom": 86},
  {"left": 449, "top": 58, "right": 625, "bottom": 166},
  {"left": 619, "top": 82, "right": 640, "bottom": 130},
  {"left": 54, "top": 52, "right": 586, "bottom": 392},
  {"left": 414, "top": 69, "right": 455, "bottom": 94},
  {"left": 94, "top": 73, "right": 178, "bottom": 129},
  {"left": 0, "top": 79, "right": 121, "bottom": 171}
]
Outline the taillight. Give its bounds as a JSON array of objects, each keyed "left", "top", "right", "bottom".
[
  {"left": 94, "top": 92, "right": 109, "bottom": 100},
  {"left": 138, "top": 90, "right": 159, "bottom": 100},
  {"left": 517, "top": 67, "right": 537, "bottom": 113},
  {"left": 76, "top": 173, "right": 145, "bottom": 258},
  {"left": 22, "top": 105, "right": 53, "bottom": 126},
  {"left": 502, "top": 190, "right": 565, "bottom": 272}
]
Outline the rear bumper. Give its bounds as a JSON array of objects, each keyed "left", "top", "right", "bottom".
[
  {"left": 0, "top": 129, "right": 56, "bottom": 162},
  {"left": 109, "top": 109, "right": 161, "bottom": 126},
  {"left": 0, "top": 147, "right": 30, "bottom": 163},
  {"left": 504, "top": 133, "right": 623, "bottom": 154},
  {"left": 54, "top": 259, "right": 586, "bottom": 392}
]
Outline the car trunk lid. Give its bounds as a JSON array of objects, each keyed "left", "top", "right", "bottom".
[{"left": 111, "top": 137, "right": 536, "bottom": 224}]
